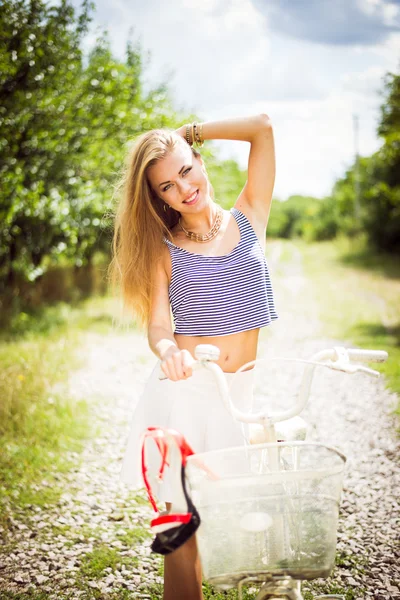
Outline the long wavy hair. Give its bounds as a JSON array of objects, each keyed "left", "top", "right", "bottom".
[{"left": 108, "top": 129, "right": 213, "bottom": 330}]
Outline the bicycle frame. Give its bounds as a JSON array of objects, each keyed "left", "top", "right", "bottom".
[{"left": 154, "top": 344, "right": 388, "bottom": 600}]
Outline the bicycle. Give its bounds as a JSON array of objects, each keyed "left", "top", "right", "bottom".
[{"left": 143, "top": 344, "right": 388, "bottom": 600}]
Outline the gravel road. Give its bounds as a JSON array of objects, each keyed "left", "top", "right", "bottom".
[{"left": 0, "top": 245, "right": 399, "bottom": 600}]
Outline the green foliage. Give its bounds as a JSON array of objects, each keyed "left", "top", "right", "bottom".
[
  {"left": 269, "top": 63, "right": 400, "bottom": 253},
  {"left": 330, "top": 65, "right": 400, "bottom": 252},
  {"left": 1, "top": 0, "right": 399, "bottom": 328},
  {"left": 0, "top": 0, "right": 185, "bottom": 311},
  {"left": 266, "top": 199, "right": 292, "bottom": 238},
  {"left": 378, "top": 68, "right": 400, "bottom": 144},
  {"left": 361, "top": 148, "right": 400, "bottom": 252},
  {"left": 0, "top": 0, "right": 93, "bottom": 286},
  {"left": 331, "top": 146, "right": 400, "bottom": 253},
  {"left": 207, "top": 157, "right": 247, "bottom": 209},
  {"left": 268, "top": 196, "right": 303, "bottom": 238},
  {"left": 267, "top": 195, "right": 339, "bottom": 241},
  {"left": 0, "top": 0, "right": 246, "bottom": 320}
]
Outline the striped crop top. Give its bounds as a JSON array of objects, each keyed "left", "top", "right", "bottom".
[{"left": 163, "top": 207, "right": 278, "bottom": 337}]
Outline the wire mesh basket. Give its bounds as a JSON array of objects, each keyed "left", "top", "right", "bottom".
[{"left": 186, "top": 442, "right": 346, "bottom": 589}]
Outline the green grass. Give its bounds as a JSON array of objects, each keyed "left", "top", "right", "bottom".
[
  {"left": 0, "top": 589, "right": 148, "bottom": 600},
  {"left": 202, "top": 582, "right": 256, "bottom": 599},
  {"left": 75, "top": 539, "right": 153, "bottom": 597},
  {"left": 0, "top": 294, "right": 127, "bottom": 529},
  {"left": 0, "top": 247, "right": 395, "bottom": 598},
  {"left": 131, "top": 492, "right": 153, "bottom": 507},
  {"left": 281, "top": 237, "right": 400, "bottom": 422},
  {"left": 271, "top": 236, "right": 389, "bottom": 600},
  {"left": 202, "top": 580, "right": 358, "bottom": 599},
  {"left": 79, "top": 544, "right": 124, "bottom": 578},
  {"left": 0, "top": 332, "right": 90, "bottom": 525},
  {"left": 303, "top": 582, "right": 364, "bottom": 599},
  {"left": 334, "top": 549, "right": 367, "bottom": 572},
  {"left": 0, "top": 294, "right": 131, "bottom": 342},
  {"left": 53, "top": 522, "right": 106, "bottom": 547},
  {"left": 0, "top": 583, "right": 360, "bottom": 600},
  {"left": 336, "top": 233, "right": 400, "bottom": 280},
  {"left": 0, "top": 594, "right": 55, "bottom": 600},
  {"left": 115, "top": 523, "right": 152, "bottom": 546}
]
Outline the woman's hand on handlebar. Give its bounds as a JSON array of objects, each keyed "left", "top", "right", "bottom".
[{"left": 160, "top": 347, "right": 195, "bottom": 381}]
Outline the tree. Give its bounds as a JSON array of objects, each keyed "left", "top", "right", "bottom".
[
  {"left": 0, "top": 0, "right": 93, "bottom": 291},
  {"left": 0, "top": 0, "right": 188, "bottom": 309},
  {"left": 362, "top": 65, "right": 400, "bottom": 252}
]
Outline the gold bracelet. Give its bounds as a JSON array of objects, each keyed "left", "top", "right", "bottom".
[
  {"left": 186, "top": 123, "right": 192, "bottom": 146},
  {"left": 193, "top": 122, "right": 198, "bottom": 145},
  {"left": 196, "top": 122, "right": 204, "bottom": 147},
  {"left": 192, "top": 122, "right": 204, "bottom": 147},
  {"left": 191, "top": 122, "right": 196, "bottom": 147}
]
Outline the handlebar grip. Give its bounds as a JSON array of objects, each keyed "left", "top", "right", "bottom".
[{"left": 345, "top": 349, "right": 388, "bottom": 363}]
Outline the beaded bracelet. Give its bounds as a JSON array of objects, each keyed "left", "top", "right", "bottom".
[
  {"left": 184, "top": 122, "right": 204, "bottom": 147},
  {"left": 192, "top": 122, "right": 204, "bottom": 147}
]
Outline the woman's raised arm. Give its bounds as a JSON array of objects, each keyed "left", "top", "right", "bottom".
[{"left": 176, "top": 114, "right": 276, "bottom": 225}]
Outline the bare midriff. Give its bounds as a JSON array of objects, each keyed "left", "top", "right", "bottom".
[{"left": 174, "top": 327, "right": 260, "bottom": 373}]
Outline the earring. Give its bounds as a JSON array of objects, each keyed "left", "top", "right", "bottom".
[{"left": 163, "top": 203, "right": 169, "bottom": 212}]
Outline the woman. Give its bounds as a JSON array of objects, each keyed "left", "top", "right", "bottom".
[{"left": 109, "top": 115, "right": 278, "bottom": 600}]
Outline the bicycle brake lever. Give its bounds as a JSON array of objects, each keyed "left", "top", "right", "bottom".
[
  {"left": 355, "top": 365, "right": 380, "bottom": 378},
  {"left": 327, "top": 360, "right": 380, "bottom": 378}
]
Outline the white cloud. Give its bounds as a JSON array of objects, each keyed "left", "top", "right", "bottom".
[
  {"left": 207, "top": 87, "right": 383, "bottom": 200},
  {"left": 382, "top": 2, "right": 400, "bottom": 26},
  {"left": 366, "top": 31, "right": 400, "bottom": 65},
  {"left": 340, "top": 66, "right": 387, "bottom": 96},
  {"left": 252, "top": 0, "right": 400, "bottom": 46},
  {"left": 70, "top": 0, "right": 396, "bottom": 199},
  {"left": 361, "top": 0, "right": 400, "bottom": 26}
]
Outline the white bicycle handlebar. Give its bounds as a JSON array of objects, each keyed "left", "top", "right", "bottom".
[{"left": 159, "top": 345, "right": 388, "bottom": 426}]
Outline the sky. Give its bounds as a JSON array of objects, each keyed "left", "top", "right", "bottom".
[{"left": 71, "top": 0, "right": 400, "bottom": 201}]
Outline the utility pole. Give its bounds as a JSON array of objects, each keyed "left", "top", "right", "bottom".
[{"left": 353, "top": 114, "right": 361, "bottom": 223}]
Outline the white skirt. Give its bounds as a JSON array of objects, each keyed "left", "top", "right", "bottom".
[{"left": 119, "top": 359, "right": 254, "bottom": 503}]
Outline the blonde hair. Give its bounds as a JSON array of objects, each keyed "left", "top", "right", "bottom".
[{"left": 108, "top": 128, "right": 210, "bottom": 331}]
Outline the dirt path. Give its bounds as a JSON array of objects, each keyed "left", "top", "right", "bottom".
[{"left": 0, "top": 241, "right": 399, "bottom": 600}]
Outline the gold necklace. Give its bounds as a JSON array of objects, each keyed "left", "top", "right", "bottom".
[{"left": 179, "top": 206, "right": 224, "bottom": 243}]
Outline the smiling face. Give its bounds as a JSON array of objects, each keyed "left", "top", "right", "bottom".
[{"left": 147, "top": 140, "right": 210, "bottom": 213}]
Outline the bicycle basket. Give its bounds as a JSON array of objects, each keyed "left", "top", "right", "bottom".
[{"left": 186, "top": 441, "right": 346, "bottom": 589}]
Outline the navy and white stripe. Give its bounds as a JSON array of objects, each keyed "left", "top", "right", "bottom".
[{"left": 163, "top": 207, "right": 278, "bottom": 337}]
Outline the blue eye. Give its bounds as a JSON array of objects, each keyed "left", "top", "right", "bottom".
[{"left": 163, "top": 167, "right": 192, "bottom": 192}]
